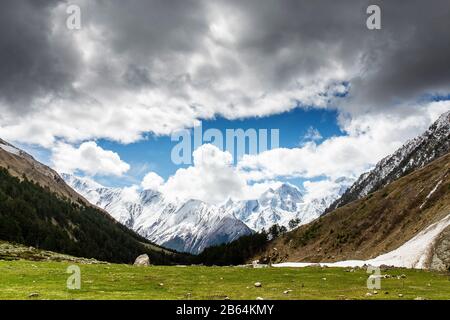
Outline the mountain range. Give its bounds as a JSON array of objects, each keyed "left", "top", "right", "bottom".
[{"left": 63, "top": 175, "right": 352, "bottom": 254}]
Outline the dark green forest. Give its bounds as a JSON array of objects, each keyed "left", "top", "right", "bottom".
[
  {"left": 0, "top": 168, "right": 191, "bottom": 264},
  {"left": 197, "top": 231, "right": 269, "bottom": 265}
]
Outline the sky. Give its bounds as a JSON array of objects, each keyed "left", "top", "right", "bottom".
[
  {"left": 91, "top": 108, "right": 344, "bottom": 187},
  {"left": 1, "top": 0, "right": 449, "bottom": 204}
]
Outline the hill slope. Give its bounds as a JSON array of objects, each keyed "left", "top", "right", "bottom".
[
  {"left": 0, "top": 139, "right": 89, "bottom": 206},
  {"left": 256, "top": 152, "right": 450, "bottom": 270}
]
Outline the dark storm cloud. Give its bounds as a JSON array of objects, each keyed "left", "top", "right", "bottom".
[
  {"left": 0, "top": 0, "right": 209, "bottom": 113},
  {"left": 123, "top": 64, "right": 153, "bottom": 89},
  {"left": 86, "top": 0, "right": 210, "bottom": 90},
  {"left": 0, "top": 0, "right": 81, "bottom": 112},
  {"left": 88, "top": 0, "right": 208, "bottom": 60},
  {"left": 345, "top": 0, "right": 450, "bottom": 112},
  {"left": 1, "top": 0, "right": 449, "bottom": 116},
  {"left": 215, "top": 0, "right": 450, "bottom": 111}
]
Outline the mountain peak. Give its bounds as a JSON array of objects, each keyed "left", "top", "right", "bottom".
[
  {"left": 276, "top": 183, "right": 302, "bottom": 194},
  {"left": 272, "top": 183, "right": 303, "bottom": 201},
  {"left": 435, "top": 110, "right": 450, "bottom": 128}
]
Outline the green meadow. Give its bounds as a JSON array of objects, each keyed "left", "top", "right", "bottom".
[{"left": 0, "top": 260, "right": 449, "bottom": 300}]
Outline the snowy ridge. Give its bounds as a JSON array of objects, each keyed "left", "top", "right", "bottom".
[
  {"left": 224, "top": 182, "right": 351, "bottom": 231},
  {"left": 0, "top": 143, "right": 21, "bottom": 156},
  {"left": 327, "top": 110, "right": 450, "bottom": 212},
  {"left": 0, "top": 139, "right": 23, "bottom": 156},
  {"left": 64, "top": 175, "right": 351, "bottom": 253},
  {"left": 62, "top": 174, "right": 253, "bottom": 254}
]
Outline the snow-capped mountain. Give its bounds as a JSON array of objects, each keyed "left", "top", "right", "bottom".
[
  {"left": 223, "top": 182, "right": 350, "bottom": 231},
  {"left": 327, "top": 110, "right": 450, "bottom": 212},
  {"left": 62, "top": 174, "right": 253, "bottom": 254},
  {"left": 64, "top": 174, "right": 351, "bottom": 253}
]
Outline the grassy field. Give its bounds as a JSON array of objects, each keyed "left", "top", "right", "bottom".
[{"left": 0, "top": 260, "right": 449, "bottom": 300}]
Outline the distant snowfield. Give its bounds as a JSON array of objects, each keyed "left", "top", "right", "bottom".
[{"left": 273, "top": 212, "right": 450, "bottom": 269}]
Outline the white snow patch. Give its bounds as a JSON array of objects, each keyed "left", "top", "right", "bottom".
[
  {"left": 420, "top": 179, "right": 443, "bottom": 209},
  {"left": 273, "top": 212, "right": 450, "bottom": 269},
  {"left": 367, "top": 212, "right": 450, "bottom": 268},
  {"left": 0, "top": 143, "right": 21, "bottom": 156}
]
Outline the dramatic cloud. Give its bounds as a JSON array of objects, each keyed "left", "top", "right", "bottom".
[
  {"left": 302, "top": 179, "right": 347, "bottom": 203},
  {"left": 51, "top": 141, "right": 130, "bottom": 176},
  {"left": 1, "top": 0, "right": 448, "bottom": 147},
  {"left": 0, "top": 0, "right": 80, "bottom": 113}
]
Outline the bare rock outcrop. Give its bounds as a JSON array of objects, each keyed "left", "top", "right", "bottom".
[{"left": 134, "top": 254, "right": 151, "bottom": 266}]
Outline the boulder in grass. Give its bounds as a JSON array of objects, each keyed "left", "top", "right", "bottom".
[{"left": 134, "top": 254, "right": 150, "bottom": 266}]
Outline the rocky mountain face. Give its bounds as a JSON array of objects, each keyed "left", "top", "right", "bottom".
[
  {"left": 64, "top": 175, "right": 351, "bottom": 254},
  {"left": 327, "top": 111, "right": 450, "bottom": 213}
]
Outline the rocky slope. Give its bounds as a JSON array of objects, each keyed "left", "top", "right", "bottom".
[{"left": 327, "top": 110, "right": 450, "bottom": 212}]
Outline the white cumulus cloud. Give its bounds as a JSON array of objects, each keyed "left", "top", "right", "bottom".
[
  {"left": 160, "top": 144, "right": 247, "bottom": 204},
  {"left": 51, "top": 141, "right": 130, "bottom": 177}
]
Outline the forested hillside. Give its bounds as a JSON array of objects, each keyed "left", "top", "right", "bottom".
[
  {"left": 0, "top": 168, "right": 191, "bottom": 264},
  {"left": 197, "top": 231, "right": 269, "bottom": 265}
]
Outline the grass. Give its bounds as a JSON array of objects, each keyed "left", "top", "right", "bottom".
[{"left": 0, "top": 260, "right": 449, "bottom": 300}]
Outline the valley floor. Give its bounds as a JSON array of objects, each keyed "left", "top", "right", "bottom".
[{"left": 0, "top": 260, "right": 449, "bottom": 300}]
